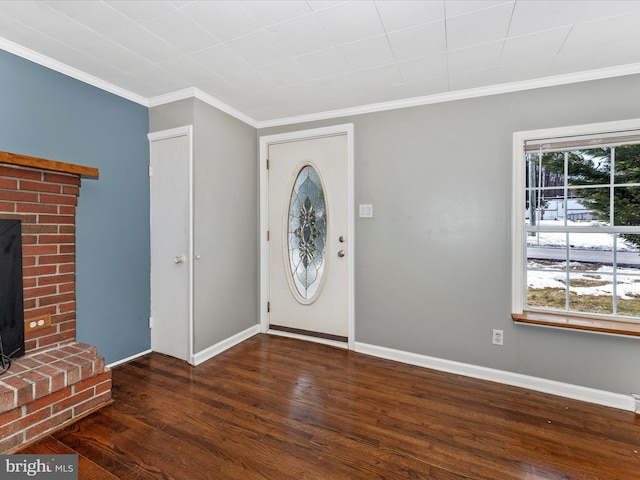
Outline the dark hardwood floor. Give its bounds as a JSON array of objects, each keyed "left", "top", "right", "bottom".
[{"left": 19, "top": 334, "right": 640, "bottom": 479}]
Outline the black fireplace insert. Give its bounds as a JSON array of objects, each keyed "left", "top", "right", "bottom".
[{"left": 0, "top": 219, "right": 25, "bottom": 371}]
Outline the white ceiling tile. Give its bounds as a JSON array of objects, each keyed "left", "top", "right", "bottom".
[
  {"left": 0, "top": 14, "right": 53, "bottom": 51},
  {"left": 29, "top": 40, "right": 107, "bottom": 75},
  {"left": 396, "top": 54, "right": 448, "bottom": 82},
  {"left": 99, "top": 70, "right": 156, "bottom": 95},
  {"left": 397, "top": 77, "right": 452, "bottom": 98},
  {"left": 45, "top": 1, "right": 137, "bottom": 36},
  {"left": 560, "top": 11, "right": 640, "bottom": 54},
  {"left": 258, "top": 58, "right": 314, "bottom": 87},
  {"left": 448, "top": 66, "right": 497, "bottom": 90},
  {"left": 501, "top": 27, "right": 571, "bottom": 64},
  {"left": 445, "top": 1, "right": 513, "bottom": 18},
  {"left": 551, "top": 38, "right": 640, "bottom": 75},
  {"left": 83, "top": 38, "right": 154, "bottom": 72},
  {"left": 168, "top": 0, "right": 192, "bottom": 7},
  {"left": 447, "top": 41, "right": 503, "bottom": 74},
  {"left": 375, "top": 0, "right": 445, "bottom": 32},
  {"left": 14, "top": 38, "right": 139, "bottom": 94},
  {"left": 271, "top": 82, "right": 330, "bottom": 105},
  {"left": 223, "top": 68, "right": 276, "bottom": 95},
  {"left": 493, "top": 59, "right": 553, "bottom": 84},
  {"left": 180, "top": 1, "right": 261, "bottom": 42},
  {"left": 188, "top": 44, "right": 251, "bottom": 77},
  {"left": 314, "top": 1, "right": 385, "bottom": 45},
  {"left": 240, "top": 0, "right": 312, "bottom": 25},
  {"left": 387, "top": 20, "right": 447, "bottom": 61},
  {"left": 577, "top": 1, "right": 640, "bottom": 22},
  {"left": 106, "top": 0, "right": 177, "bottom": 24},
  {"left": 11, "top": 2, "right": 106, "bottom": 48},
  {"left": 446, "top": 2, "right": 513, "bottom": 49},
  {"left": 348, "top": 64, "right": 404, "bottom": 90},
  {"left": 226, "top": 29, "right": 290, "bottom": 67},
  {"left": 338, "top": 35, "right": 395, "bottom": 70},
  {"left": 112, "top": 26, "right": 181, "bottom": 63},
  {"left": 267, "top": 13, "right": 334, "bottom": 56},
  {"left": 131, "top": 63, "right": 187, "bottom": 92},
  {"left": 346, "top": 85, "right": 409, "bottom": 106},
  {"left": 142, "top": 10, "right": 220, "bottom": 53},
  {"left": 160, "top": 55, "right": 216, "bottom": 83},
  {"left": 306, "top": 1, "right": 349, "bottom": 12},
  {"left": 306, "top": 72, "right": 363, "bottom": 95},
  {"left": 293, "top": 47, "right": 351, "bottom": 78},
  {"left": 243, "top": 87, "right": 301, "bottom": 107},
  {"left": 195, "top": 75, "right": 256, "bottom": 105},
  {"left": 0, "top": 1, "right": 39, "bottom": 18},
  {"left": 508, "top": 1, "right": 581, "bottom": 37}
]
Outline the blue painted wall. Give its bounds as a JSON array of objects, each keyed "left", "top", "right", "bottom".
[{"left": 0, "top": 50, "right": 150, "bottom": 364}]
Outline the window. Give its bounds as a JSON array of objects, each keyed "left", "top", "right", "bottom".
[
  {"left": 287, "top": 165, "right": 327, "bottom": 302},
  {"left": 512, "top": 120, "right": 640, "bottom": 335}
]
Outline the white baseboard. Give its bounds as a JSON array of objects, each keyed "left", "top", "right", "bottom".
[
  {"left": 355, "top": 342, "right": 635, "bottom": 412},
  {"left": 106, "top": 349, "right": 152, "bottom": 369},
  {"left": 191, "top": 325, "right": 261, "bottom": 366}
]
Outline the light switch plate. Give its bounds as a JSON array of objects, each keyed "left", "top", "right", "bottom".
[{"left": 359, "top": 204, "right": 373, "bottom": 218}]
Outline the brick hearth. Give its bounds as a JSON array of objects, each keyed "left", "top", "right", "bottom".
[
  {"left": 0, "top": 152, "right": 111, "bottom": 453},
  {"left": 0, "top": 343, "right": 111, "bottom": 452}
]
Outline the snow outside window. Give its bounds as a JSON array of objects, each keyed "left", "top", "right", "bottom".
[{"left": 513, "top": 120, "right": 640, "bottom": 324}]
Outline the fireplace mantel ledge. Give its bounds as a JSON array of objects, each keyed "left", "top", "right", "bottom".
[{"left": 0, "top": 151, "right": 99, "bottom": 178}]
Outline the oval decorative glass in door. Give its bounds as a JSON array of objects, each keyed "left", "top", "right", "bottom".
[{"left": 287, "top": 165, "right": 327, "bottom": 301}]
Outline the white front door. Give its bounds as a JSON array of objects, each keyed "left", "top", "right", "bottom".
[
  {"left": 266, "top": 130, "right": 353, "bottom": 342},
  {"left": 149, "top": 127, "right": 192, "bottom": 362}
]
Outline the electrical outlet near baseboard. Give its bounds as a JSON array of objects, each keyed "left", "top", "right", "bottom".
[
  {"left": 25, "top": 314, "right": 51, "bottom": 332},
  {"left": 492, "top": 329, "right": 504, "bottom": 346}
]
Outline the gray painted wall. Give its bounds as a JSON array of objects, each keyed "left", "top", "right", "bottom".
[
  {"left": 9, "top": 40, "right": 636, "bottom": 395},
  {"left": 260, "top": 74, "right": 640, "bottom": 396},
  {"left": 149, "top": 99, "right": 258, "bottom": 354},
  {"left": 0, "top": 50, "right": 150, "bottom": 364}
]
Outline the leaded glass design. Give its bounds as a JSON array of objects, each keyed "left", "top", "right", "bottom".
[{"left": 288, "top": 165, "right": 327, "bottom": 300}]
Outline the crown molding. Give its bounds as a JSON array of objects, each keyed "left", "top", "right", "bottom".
[
  {"left": 3, "top": 33, "right": 640, "bottom": 130},
  {"left": 255, "top": 62, "right": 640, "bottom": 129},
  {"left": 0, "top": 37, "right": 148, "bottom": 107},
  {"left": 148, "top": 87, "right": 258, "bottom": 128}
]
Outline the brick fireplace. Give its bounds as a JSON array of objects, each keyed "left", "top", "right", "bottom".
[{"left": 0, "top": 151, "right": 111, "bottom": 453}]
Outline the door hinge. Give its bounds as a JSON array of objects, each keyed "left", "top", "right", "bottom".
[
  {"left": 148, "top": 165, "right": 153, "bottom": 176},
  {"left": 267, "top": 230, "right": 270, "bottom": 241},
  {"left": 149, "top": 316, "right": 153, "bottom": 328},
  {"left": 266, "top": 158, "right": 269, "bottom": 170},
  {"left": 267, "top": 302, "right": 270, "bottom": 313}
]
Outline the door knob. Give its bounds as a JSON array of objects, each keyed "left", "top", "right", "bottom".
[
  {"left": 174, "top": 255, "right": 185, "bottom": 264},
  {"left": 337, "top": 250, "right": 345, "bottom": 258}
]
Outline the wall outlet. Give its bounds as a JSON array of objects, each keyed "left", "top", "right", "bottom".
[
  {"left": 25, "top": 314, "right": 51, "bottom": 332},
  {"left": 492, "top": 329, "right": 504, "bottom": 346}
]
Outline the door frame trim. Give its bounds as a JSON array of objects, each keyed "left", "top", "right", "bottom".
[
  {"left": 148, "top": 125, "right": 194, "bottom": 363},
  {"left": 259, "top": 124, "right": 355, "bottom": 350}
]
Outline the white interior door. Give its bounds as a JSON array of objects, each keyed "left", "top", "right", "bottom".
[
  {"left": 268, "top": 134, "right": 350, "bottom": 339},
  {"left": 149, "top": 127, "right": 192, "bottom": 362}
]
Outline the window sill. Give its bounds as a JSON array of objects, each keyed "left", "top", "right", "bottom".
[{"left": 512, "top": 311, "right": 640, "bottom": 337}]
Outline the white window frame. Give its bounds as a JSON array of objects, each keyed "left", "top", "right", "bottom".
[{"left": 512, "top": 118, "right": 640, "bottom": 321}]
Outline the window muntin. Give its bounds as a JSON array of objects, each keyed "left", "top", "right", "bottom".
[{"left": 519, "top": 131, "right": 640, "bottom": 322}]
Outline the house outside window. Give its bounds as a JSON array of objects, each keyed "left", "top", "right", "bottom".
[{"left": 512, "top": 120, "right": 640, "bottom": 332}]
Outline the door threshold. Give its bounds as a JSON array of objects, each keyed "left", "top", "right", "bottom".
[{"left": 267, "top": 327, "right": 349, "bottom": 349}]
